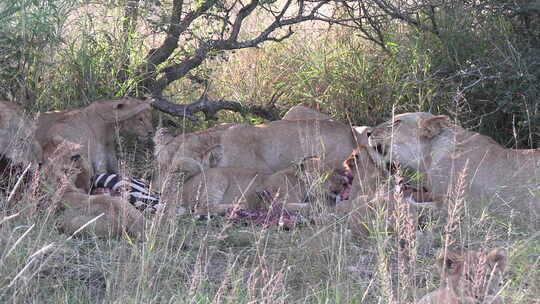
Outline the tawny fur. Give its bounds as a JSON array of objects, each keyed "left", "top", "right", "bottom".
[
  {"left": 169, "top": 157, "right": 334, "bottom": 215},
  {"left": 417, "top": 248, "right": 507, "bottom": 304},
  {"left": 369, "top": 112, "right": 540, "bottom": 221},
  {"left": 44, "top": 140, "right": 144, "bottom": 239},
  {"left": 36, "top": 97, "right": 153, "bottom": 181},
  {"left": 153, "top": 120, "right": 360, "bottom": 190},
  {"left": 152, "top": 123, "right": 238, "bottom": 189},
  {"left": 329, "top": 127, "right": 440, "bottom": 236},
  {"left": 59, "top": 184, "right": 145, "bottom": 239},
  {"left": 329, "top": 145, "right": 394, "bottom": 236},
  {"left": 0, "top": 101, "right": 42, "bottom": 165}
]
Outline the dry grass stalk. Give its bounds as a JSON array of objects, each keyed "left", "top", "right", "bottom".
[
  {"left": 394, "top": 176, "right": 419, "bottom": 302},
  {"left": 443, "top": 163, "right": 469, "bottom": 255}
]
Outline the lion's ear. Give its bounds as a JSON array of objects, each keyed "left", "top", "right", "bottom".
[
  {"left": 418, "top": 115, "right": 450, "bottom": 138},
  {"left": 203, "top": 145, "right": 223, "bottom": 168},
  {"left": 487, "top": 248, "right": 507, "bottom": 272},
  {"left": 102, "top": 99, "right": 150, "bottom": 122},
  {"left": 353, "top": 126, "right": 371, "bottom": 146}
]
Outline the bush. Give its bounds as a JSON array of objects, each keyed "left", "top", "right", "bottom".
[
  {"left": 213, "top": 1, "right": 540, "bottom": 147},
  {"left": 0, "top": 0, "right": 71, "bottom": 108}
]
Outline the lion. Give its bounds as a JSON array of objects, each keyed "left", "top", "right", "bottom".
[
  {"left": 0, "top": 101, "right": 42, "bottom": 166},
  {"left": 152, "top": 123, "right": 239, "bottom": 192},
  {"left": 282, "top": 105, "right": 332, "bottom": 120},
  {"left": 169, "top": 157, "right": 339, "bottom": 216},
  {"left": 153, "top": 119, "right": 360, "bottom": 189},
  {"left": 36, "top": 97, "right": 153, "bottom": 184},
  {"left": 59, "top": 184, "right": 145, "bottom": 239},
  {"left": 43, "top": 138, "right": 144, "bottom": 238},
  {"left": 326, "top": 126, "right": 387, "bottom": 206},
  {"left": 368, "top": 112, "right": 540, "bottom": 221},
  {"left": 417, "top": 248, "right": 507, "bottom": 304},
  {"left": 328, "top": 127, "right": 440, "bottom": 236},
  {"left": 329, "top": 145, "right": 396, "bottom": 236}
]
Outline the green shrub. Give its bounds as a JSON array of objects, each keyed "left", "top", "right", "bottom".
[{"left": 0, "top": 0, "right": 72, "bottom": 109}]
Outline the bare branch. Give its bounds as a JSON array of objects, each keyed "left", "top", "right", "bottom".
[
  {"left": 151, "top": 45, "right": 210, "bottom": 94},
  {"left": 149, "top": 95, "right": 281, "bottom": 121},
  {"left": 147, "top": 1, "right": 336, "bottom": 94},
  {"left": 141, "top": 0, "right": 216, "bottom": 75},
  {"left": 230, "top": 0, "right": 259, "bottom": 41},
  {"left": 370, "top": 0, "right": 440, "bottom": 35}
]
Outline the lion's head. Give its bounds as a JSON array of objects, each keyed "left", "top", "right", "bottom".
[
  {"left": 43, "top": 137, "right": 92, "bottom": 193},
  {"left": 87, "top": 97, "right": 153, "bottom": 137},
  {"left": 368, "top": 112, "right": 452, "bottom": 172},
  {"left": 153, "top": 127, "right": 226, "bottom": 186},
  {"left": 119, "top": 106, "right": 153, "bottom": 138},
  {"left": 419, "top": 248, "right": 507, "bottom": 304},
  {"left": 328, "top": 143, "right": 386, "bottom": 205}
]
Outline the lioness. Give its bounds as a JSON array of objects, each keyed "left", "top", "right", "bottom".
[
  {"left": 330, "top": 145, "right": 395, "bottom": 236},
  {"left": 154, "top": 120, "right": 359, "bottom": 187},
  {"left": 152, "top": 123, "right": 239, "bottom": 191},
  {"left": 170, "top": 157, "right": 338, "bottom": 215},
  {"left": 329, "top": 127, "right": 439, "bottom": 236},
  {"left": 36, "top": 97, "right": 153, "bottom": 182},
  {"left": 417, "top": 248, "right": 507, "bottom": 304},
  {"left": 44, "top": 139, "right": 144, "bottom": 238},
  {"left": 368, "top": 112, "right": 540, "bottom": 220},
  {"left": 326, "top": 126, "right": 387, "bottom": 206},
  {"left": 282, "top": 105, "right": 332, "bottom": 120},
  {"left": 0, "top": 101, "right": 42, "bottom": 166}
]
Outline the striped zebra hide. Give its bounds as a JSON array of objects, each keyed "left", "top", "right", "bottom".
[{"left": 91, "top": 173, "right": 166, "bottom": 213}]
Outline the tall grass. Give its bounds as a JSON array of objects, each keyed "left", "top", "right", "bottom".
[
  {"left": 1, "top": 0, "right": 539, "bottom": 303},
  {"left": 2, "top": 133, "right": 539, "bottom": 303}
]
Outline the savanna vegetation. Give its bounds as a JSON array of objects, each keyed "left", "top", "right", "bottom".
[{"left": 1, "top": 0, "right": 539, "bottom": 303}]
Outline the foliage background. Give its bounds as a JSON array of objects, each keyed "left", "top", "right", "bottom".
[{"left": 2, "top": 0, "right": 539, "bottom": 146}]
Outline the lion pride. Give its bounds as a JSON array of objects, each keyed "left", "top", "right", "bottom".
[
  {"left": 153, "top": 120, "right": 360, "bottom": 190},
  {"left": 368, "top": 112, "right": 540, "bottom": 222}
]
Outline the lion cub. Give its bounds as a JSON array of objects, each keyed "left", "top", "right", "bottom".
[
  {"left": 417, "top": 248, "right": 507, "bottom": 304},
  {"left": 44, "top": 139, "right": 144, "bottom": 238},
  {"left": 170, "top": 157, "right": 334, "bottom": 215}
]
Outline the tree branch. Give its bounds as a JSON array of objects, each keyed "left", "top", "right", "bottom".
[
  {"left": 229, "top": 0, "right": 259, "bottom": 41},
  {"left": 149, "top": 95, "right": 281, "bottom": 121},
  {"left": 148, "top": 0, "right": 334, "bottom": 94},
  {"left": 370, "top": 0, "right": 440, "bottom": 36},
  {"left": 151, "top": 45, "right": 210, "bottom": 94},
  {"left": 141, "top": 0, "right": 215, "bottom": 76}
]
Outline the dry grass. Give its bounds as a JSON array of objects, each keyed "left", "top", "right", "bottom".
[{"left": 1, "top": 132, "right": 539, "bottom": 304}]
